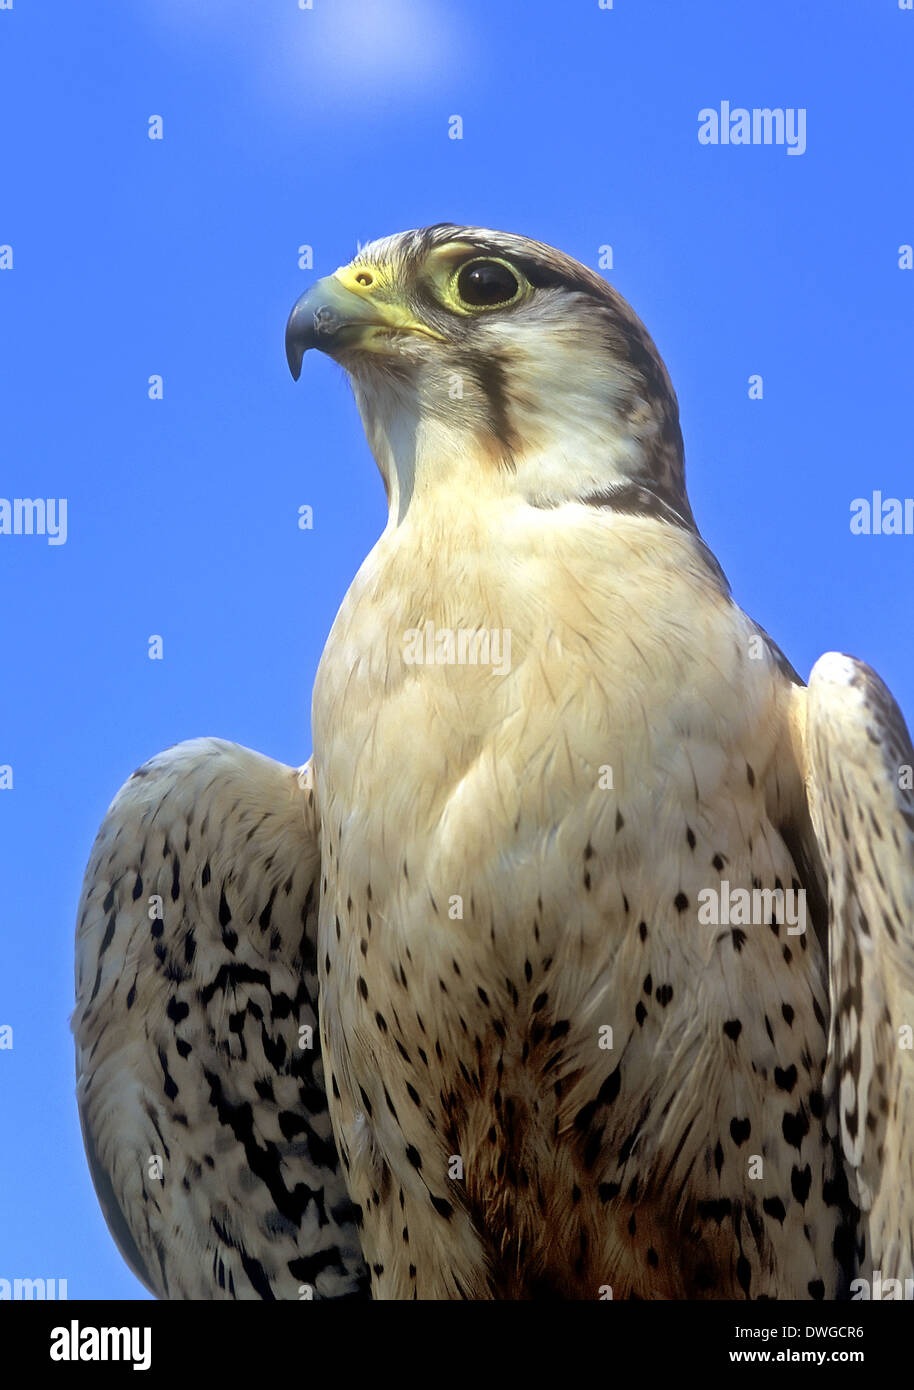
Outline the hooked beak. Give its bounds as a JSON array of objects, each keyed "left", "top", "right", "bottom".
[
  {"left": 285, "top": 273, "right": 443, "bottom": 379},
  {"left": 285, "top": 276, "right": 389, "bottom": 380}
]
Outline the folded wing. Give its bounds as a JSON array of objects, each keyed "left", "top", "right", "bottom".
[
  {"left": 74, "top": 737, "right": 367, "bottom": 1299},
  {"left": 802, "top": 654, "right": 914, "bottom": 1283}
]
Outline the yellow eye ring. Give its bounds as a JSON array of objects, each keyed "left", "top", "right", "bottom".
[{"left": 453, "top": 257, "right": 525, "bottom": 310}]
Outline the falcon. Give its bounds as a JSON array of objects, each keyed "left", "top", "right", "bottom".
[{"left": 74, "top": 224, "right": 914, "bottom": 1300}]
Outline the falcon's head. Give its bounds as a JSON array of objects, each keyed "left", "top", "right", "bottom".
[{"left": 286, "top": 225, "right": 693, "bottom": 527}]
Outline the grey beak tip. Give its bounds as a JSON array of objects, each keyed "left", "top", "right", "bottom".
[
  {"left": 286, "top": 277, "right": 361, "bottom": 380},
  {"left": 285, "top": 309, "right": 306, "bottom": 381},
  {"left": 287, "top": 345, "right": 303, "bottom": 382}
]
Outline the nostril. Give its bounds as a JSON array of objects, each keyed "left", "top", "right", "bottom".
[
  {"left": 313, "top": 306, "right": 339, "bottom": 335},
  {"left": 354, "top": 271, "right": 373, "bottom": 287}
]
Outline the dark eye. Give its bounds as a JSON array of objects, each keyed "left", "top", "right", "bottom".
[{"left": 457, "top": 259, "right": 520, "bottom": 307}]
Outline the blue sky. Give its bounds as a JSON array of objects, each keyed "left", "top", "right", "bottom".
[{"left": 1, "top": 0, "right": 911, "bottom": 1299}]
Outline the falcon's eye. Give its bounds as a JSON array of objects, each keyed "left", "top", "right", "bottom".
[{"left": 456, "top": 259, "right": 521, "bottom": 308}]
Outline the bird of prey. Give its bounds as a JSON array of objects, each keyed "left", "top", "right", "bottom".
[{"left": 74, "top": 224, "right": 914, "bottom": 1300}]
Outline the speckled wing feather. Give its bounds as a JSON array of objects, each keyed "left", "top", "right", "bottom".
[
  {"left": 803, "top": 654, "right": 914, "bottom": 1282},
  {"left": 73, "top": 738, "right": 368, "bottom": 1300}
]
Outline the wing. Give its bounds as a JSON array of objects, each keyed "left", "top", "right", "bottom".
[
  {"left": 73, "top": 737, "right": 368, "bottom": 1300},
  {"left": 799, "top": 653, "right": 914, "bottom": 1282}
]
